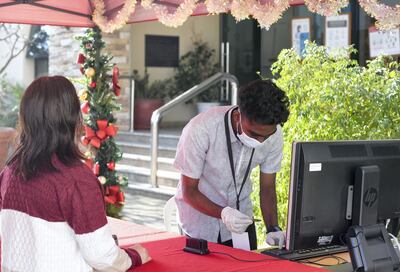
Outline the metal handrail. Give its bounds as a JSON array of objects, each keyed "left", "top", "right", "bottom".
[{"left": 150, "top": 72, "right": 239, "bottom": 187}]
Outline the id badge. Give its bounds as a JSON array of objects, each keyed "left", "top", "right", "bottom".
[{"left": 232, "top": 232, "right": 251, "bottom": 251}]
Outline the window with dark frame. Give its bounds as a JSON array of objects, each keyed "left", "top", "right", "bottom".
[{"left": 145, "top": 35, "right": 179, "bottom": 67}]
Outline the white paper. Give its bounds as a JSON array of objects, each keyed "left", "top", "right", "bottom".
[
  {"left": 369, "top": 27, "right": 400, "bottom": 58},
  {"left": 232, "top": 232, "right": 251, "bottom": 251},
  {"left": 325, "top": 14, "right": 350, "bottom": 52}
]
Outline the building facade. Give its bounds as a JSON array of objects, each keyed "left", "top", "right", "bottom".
[{"left": 40, "top": 0, "right": 399, "bottom": 130}]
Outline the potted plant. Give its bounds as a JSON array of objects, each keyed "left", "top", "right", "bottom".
[
  {"left": 133, "top": 69, "right": 167, "bottom": 130},
  {"left": 0, "top": 78, "right": 23, "bottom": 169},
  {"left": 172, "top": 41, "right": 220, "bottom": 113}
]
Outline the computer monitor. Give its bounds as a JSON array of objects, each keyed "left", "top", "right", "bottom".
[{"left": 285, "top": 140, "right": 400, "bottom": 252}]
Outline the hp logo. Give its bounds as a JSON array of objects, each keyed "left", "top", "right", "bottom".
[{"left": 363, "top": 187, "right": 378, "bottom": 208}]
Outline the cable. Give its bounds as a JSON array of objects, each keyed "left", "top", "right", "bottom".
[
  {"left": 298, "top": 255, "right": 348, "bottom": 267},
  {"left": 209, "top": 251, "right": 284, "bottom": 263}
]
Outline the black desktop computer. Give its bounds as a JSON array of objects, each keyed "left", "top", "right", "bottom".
[{"left": 262, "top": 140, "right": 400, "bottom": 262}]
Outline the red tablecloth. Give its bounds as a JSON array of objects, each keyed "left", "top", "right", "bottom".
[
  {"left": 130, "top": 236, "right": 329, "bottom": 272},
  {"left": 108, "top": 217, "right": 181, "bottom": 244}
]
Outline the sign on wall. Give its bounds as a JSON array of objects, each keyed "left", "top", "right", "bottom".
[
  {"left": 291, "top": 17, "right": 311, "bottom": 56},
  {"left": 369, "top": 27, "right": 400, "bottom": 58},
  {"left": 325, "top": 14, "right": 350, "bottom": 52},
  {"left": 145, "top": 35, "right": 179, "bottom": 67}
]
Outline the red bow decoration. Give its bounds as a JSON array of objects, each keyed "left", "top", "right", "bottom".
[
  {"left": 104, "top": 185, "right": 125, "bottom": 205},
  {"left": 106, "top": 124, "right": 118, "bottom": 137},
  {"left": 82, "top": 125, "right": 101, "bottom": 149},
  {"left": 112, "top": 65, "right": 121, "bottom": 97},
  {"left": 82, "top": 121, "right": 117, "bottom": 149}
]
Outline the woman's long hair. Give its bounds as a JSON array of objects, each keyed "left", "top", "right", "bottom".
[{"left": 7, "top": 76, "right": 84, "bottom": 180}]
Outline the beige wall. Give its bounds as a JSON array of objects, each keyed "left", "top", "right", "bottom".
[
  {"left": 129, "top": 15, "right": 220, "bottom": 127},
  {"left": 130, "top": 15, "right": 220, "bottom": 83}
]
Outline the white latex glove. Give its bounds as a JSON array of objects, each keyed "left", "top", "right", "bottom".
[
  {"left": 221, "top": 206, "right": 253, "bottom": 234},
  {"left": 266, "top": 231, "right": 286, "bottom": 249}
]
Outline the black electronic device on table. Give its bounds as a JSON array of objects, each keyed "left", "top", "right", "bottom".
[{"left": 261, "top": 140, "right": 400, "bottom": 264}]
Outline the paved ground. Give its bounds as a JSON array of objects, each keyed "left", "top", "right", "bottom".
[{"left": 120, "top": 191, "right": 179, "bottom": 233}]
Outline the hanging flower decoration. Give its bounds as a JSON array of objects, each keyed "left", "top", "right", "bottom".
[
  {"left": 151, "top": 0, "right": 198, "bottom": 28},
  {"left": 250, "top": 0, "right": 290, "bottom": 30},
  {"left": 92, "top": 0, "right": 137, "bottom": 33},
  {"left": 90, "top": 0, "right": 400, "bottom": 33},
  {"left": 205, "top": 0, "right": 230, "bottom": 14},
  {"left": 358, "top": 0, "right": 400, "bottom": 31},
  {"left": 230, "top": 0, "right": 253, "bottom": 21},
  {"left": 141, "top": 0, "right": 153, "bottom": 9},
  {"left": 305, "top": 0, "right": 348, "bottom": 16}
]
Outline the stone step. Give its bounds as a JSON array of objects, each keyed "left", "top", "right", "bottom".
[
  {"left": 119, "top": 153, "right": 176, "bottom": 172},
  {"left": 116, "top": 164, "right": 180, "bottom": 188},
  {"left": 117, "top": 141, "right": 177, "bottom": 158},
  {"left": 116, "top": 131, "right": 180, "bottom": 148},
  {"left": 124, "top": 182, "right": 176, "bottom": 202}
]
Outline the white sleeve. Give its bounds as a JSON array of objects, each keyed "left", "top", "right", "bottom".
[
  {"left": 173, "top": 116, "right": 209, "bottom": 179},
  {"left": 75, "top": 224, "right": 132, "bottom": 272}
]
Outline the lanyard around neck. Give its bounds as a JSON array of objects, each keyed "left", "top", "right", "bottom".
[{"left": 224, "top": 107, "right": 255, "bottom": 210}]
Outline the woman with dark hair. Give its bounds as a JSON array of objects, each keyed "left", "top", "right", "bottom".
[{"left": 0, "top": 76, "right": 150, "bottom": 271}]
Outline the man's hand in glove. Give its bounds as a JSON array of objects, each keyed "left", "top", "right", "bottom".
[
  {"left": 266, "top": 226, "right": 286, "bottom": 249},
  {"left": 221, "top": 206, "right": 253, "bottom": 234}
]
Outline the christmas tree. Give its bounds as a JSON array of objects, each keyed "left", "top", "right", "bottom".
[{"left": 76, "top": 27, "right": 127, "bottom": 218}]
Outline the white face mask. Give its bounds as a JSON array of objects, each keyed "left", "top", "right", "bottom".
[{"left": 236, "top": 113, "right": 264, "bottom": 148}]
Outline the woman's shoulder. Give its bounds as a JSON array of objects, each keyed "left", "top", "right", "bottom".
[{"left": 52, "top": 158, "right": 99, "bottom": 188}]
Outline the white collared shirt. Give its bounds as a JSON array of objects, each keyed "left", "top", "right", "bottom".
[{"left": 174, "top": 106, "right": 283, "bottom": 242}]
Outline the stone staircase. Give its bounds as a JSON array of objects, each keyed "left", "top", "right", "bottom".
[{"left": 115, "top": 130, "right": 181, "bottom": 201}]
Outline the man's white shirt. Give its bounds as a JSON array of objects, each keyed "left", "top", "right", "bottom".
[{"left": 174, "top": 106, "right": 283, "bottom": 242}]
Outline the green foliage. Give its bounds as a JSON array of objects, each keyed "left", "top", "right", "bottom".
[
  {"left": 132, "top": 69, "right": 172, "bottom": 100},
  {"left": 171, "top": 41, "right": 220, "bottom": 102},
  {"left": 251, "top": 42, "right": 400, "bottom": 245},
  {"left": 0, "top": 77, "right": 24, "bottom": 128}
]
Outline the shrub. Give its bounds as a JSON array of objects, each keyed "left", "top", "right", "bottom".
[
  {"left": 0, "top": 77, "right": 24, "bottom": 128},
  {"left": 251, "top": 42, "right": 400, "bottom": 245}
]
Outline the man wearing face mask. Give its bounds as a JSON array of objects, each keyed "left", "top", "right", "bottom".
[{"left": 173, "top": 79, "right": 290, "bottom": 250}]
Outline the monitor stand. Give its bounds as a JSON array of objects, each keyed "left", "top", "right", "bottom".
[
  {"left": 352, "top": 165, "right": 380, "bottom": 226},
  {"left": 346, "top": 165, "right": 400, "bottom": 271}
]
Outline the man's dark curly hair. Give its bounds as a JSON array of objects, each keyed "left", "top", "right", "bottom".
[{"left": 238, "top": 79, "right": 290, "bottom": 125}]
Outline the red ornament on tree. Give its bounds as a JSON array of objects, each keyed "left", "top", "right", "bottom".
[
  {"left": 81, "top": 102, "right": 90, "bottom": 114},
  {"left": 107, "top": 161, "right": 115, "bottom": 171},
  {"left": 79, "top": 66, "right": 84, "bottom": 75},
  {"left": 89, "top": 82, "right": 96, "bottom": 88},
  {"left": 76, "top": 53, "right": 86, "bottom": 64},
  {"left": 112, "top": 65, "right": 121, "bottom": 97},
  {"left": 93, "top": 162, "right": 100, "bottom": 176}
]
